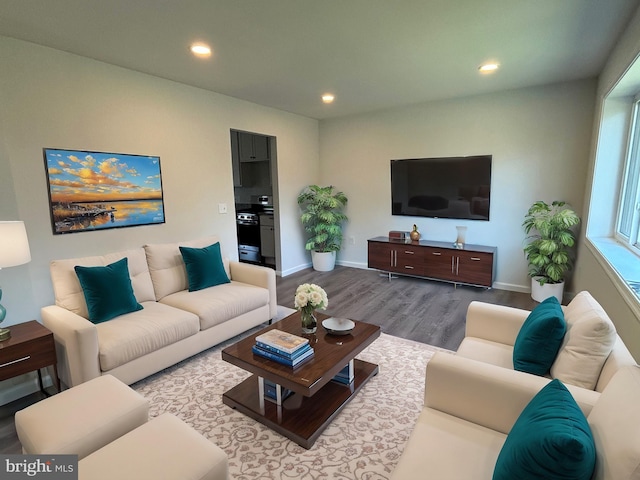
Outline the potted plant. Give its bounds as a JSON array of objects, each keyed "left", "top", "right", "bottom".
[
  {"left": 297, "top": 185, "right": 348, "bottom": 271},
  {"left": 523, "top": 200, "right": 581, "bottom": 302}
]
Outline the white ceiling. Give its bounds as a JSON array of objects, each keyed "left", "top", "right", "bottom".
[{"left": 0, "top": 0, "right": 638, "bottom": 119}]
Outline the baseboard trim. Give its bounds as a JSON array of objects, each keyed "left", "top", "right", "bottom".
[
  {"left": 280, "top": 262, "right": 312, "bottom": 277},
  {"left": 493, "top": 282, "right": 529, "bottom": 293},
  {"left": 336, "top": 260, "right": 368, "bottom": 269}
]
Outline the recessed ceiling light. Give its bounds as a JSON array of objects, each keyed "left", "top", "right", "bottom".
[
  {"left": 478, "top": 62, "right": 499, "bottom": 74},
  {"left": 190, "top": 43, "right": 212, "bottom": 58},
  {"left": 322, "top": 93, "right": 335, "bottom": 104}
]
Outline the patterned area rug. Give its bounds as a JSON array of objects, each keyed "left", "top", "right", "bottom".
[{"left": 132, "top": 312, "right": 448, "bottom": 479}]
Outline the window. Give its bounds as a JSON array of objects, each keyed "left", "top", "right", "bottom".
[{"left": 617, "top": 98, "right": 640, "bottom": 251}]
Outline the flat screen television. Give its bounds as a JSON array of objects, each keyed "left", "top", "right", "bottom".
[{"left": 391, "top": 155, "right": 492, "bottom": 220}]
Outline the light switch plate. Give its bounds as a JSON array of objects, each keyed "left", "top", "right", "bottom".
[{"left": 218, "top": 203, "right": 228, "bottom": 214}]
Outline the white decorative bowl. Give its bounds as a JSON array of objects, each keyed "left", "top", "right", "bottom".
[{"left": 322, "top": 317, "right": 355, "bottom": 335}]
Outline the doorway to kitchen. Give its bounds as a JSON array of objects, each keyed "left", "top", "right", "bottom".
[{"left": 230, "top": 129, "right": 279, "bottom": 271}]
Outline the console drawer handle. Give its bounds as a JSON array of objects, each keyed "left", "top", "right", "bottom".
[
  {"left": 0, "top": 356, "right": 31, "bottom": 368},
  {"left": 405, "top": 265, "right": 414, "bottom": 269},
  {"left": 470, "top": 257, "right": 481, "bottom": 261},
  {"left": 431, "top": 252, "right": 441, "bottom": 256},
  {"left": 404, "top": 251, "right": 415, "bottom": 254}
]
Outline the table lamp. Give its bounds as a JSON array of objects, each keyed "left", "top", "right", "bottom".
[{"left": 0, "top": 221, "right": 32, "bottom": 341}]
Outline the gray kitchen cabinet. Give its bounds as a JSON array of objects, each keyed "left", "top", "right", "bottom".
[
  {"left": 231, "top": 131, "right": 242, "bottom": 187},
  {"left": 259, "top": 214, "right": 276, "bottom": 258},
  {"left": 239, "top": 132, "right": 270, "bottom": 163}
]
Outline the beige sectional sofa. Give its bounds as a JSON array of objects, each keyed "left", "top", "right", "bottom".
[
  {"left": 457, "top": 291, "right": 636, "bottom": 393},
  {"left": 391, "top": 353, "right": 640, "bottom": 479},
  {"left": 41, "top": 236, "right": 277, "bottom": 388},
  {"left": 392, "top": 292, "right": 639, "bottom": 478}
]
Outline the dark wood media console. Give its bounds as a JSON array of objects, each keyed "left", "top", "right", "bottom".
[{"left": 367, "top": 236, "right": 497, "bottom": 288}]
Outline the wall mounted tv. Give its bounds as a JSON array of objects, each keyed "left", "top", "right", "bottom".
[{"left": 391, "top": 155, "right": 492, "bottom": 220}]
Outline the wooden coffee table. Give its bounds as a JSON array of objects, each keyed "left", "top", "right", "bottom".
[{"left": 221, "top": 311, "right": 381, "bottom": 448}]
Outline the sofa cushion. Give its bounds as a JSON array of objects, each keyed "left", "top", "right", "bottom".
[
  {"left": 75, "top": 258, "right": 144, "bottom": 324},
  {"left": 50, "top": 248, "right": 156, "bottom": 320},
  {"left": 144, "top": 236, "right": 231, "bottom": 300},
  {"left": 456, "top": 338, "right": 515, "bottom": 370},
  {"left": 390, "top": 408, "right": 506, "bottom": 480},
  {"left": 95, "top": 301, "right": 200, "bottom": 371},
  {"left": 550, "top": 291, "right": 617, "bottom": 390},
  {"left": 159, "top": 281, "right": 269, "bottom": 330},
  {"left": 513, "top": 296, "right": 566, "bottom": 376},
  {"left": 587, "top": 366, "right": 640, "bottom": 480},
  {"left": 179, "top": 242, "right": 230, "bottom": 292},
  {"left": 493, "top": 379, "right": 596, "bottom": 480}
]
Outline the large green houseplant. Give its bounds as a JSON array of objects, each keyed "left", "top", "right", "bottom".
[
  {"left": 297, "top": 185, "right": 348, "bottom": 271},
  {"left": 522, "top": 200, "right": 580, "bottom": 302}
]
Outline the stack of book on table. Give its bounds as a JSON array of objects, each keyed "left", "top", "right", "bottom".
[
  {"left": 332, "top": 363, "right": 355, "bottom": 385},
  {"left": 263, "top": 379, "right": 293, "bottom": 403},
  {"left": 253, "top": 329, "right": 314, "bottom": 367}
]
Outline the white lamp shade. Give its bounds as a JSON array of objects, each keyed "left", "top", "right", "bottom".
[{"left": 0, "top": 221, "right": 31, "bottom": 268}]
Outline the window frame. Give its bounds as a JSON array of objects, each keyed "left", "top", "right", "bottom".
[{"left": 615, "top": 96, "right": 640, "bottom": 255}]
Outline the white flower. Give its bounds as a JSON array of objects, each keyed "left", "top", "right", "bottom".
[
  {"left": 294, "top": 283, "right": 328, "bottom": 311},
  {"left": 294, "top": 291, "right": 309, "bottom": 309}
]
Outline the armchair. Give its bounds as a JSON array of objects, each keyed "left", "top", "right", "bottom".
[
  {"left": 456, "top": 291, "right": 636, "bottom": 392},
  {"left": 391, "top": 352, "right": 640, "bottom": 479}
]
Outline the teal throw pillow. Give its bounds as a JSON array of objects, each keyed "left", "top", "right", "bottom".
[
  {"left": 179, "top": 242, "right": 230, "bottom": 292},
  {"left": 513, "top": 296, "right": 566, "bottom": 375},
  {"left": 493, "top": 379, "right": 596, "bottom": 480},
  {"left": 74, "top": 257, "right": 143, "bottom": 324}
]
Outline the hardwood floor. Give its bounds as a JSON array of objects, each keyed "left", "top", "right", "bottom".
[
  {"left": 0, "top": 390, "right": 50, "bottom": 455},
  {"left": 277, "top": 265, "right": 537, "bottom": 351},
  {"left": 0, "top": 266, "right": 537, "bottom": 455}
]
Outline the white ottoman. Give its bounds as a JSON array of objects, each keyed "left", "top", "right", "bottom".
[
  {"left": 79, "top": 413, "right": 228, "bottom": 480},
  {"left": 15, "top": 374, "right": 149, "bottom": 459}
]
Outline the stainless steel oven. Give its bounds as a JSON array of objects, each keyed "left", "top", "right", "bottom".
[{"left": 237, "top": 212, "right": 261, "bottom": 263}]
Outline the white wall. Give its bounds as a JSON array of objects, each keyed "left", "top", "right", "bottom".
[
  {"left": 319, "top": 80, "right": 597, "bottom": 291},
  {"left": 575, "top": 5, "right": 640, "bottom": 360},
  {"left": 0, "top": 36, "right": 318, "bottom": 328}
]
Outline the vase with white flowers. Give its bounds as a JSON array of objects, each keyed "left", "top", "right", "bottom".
[{"left": 294, "top": 283, "right": 328, "bottom": 333}]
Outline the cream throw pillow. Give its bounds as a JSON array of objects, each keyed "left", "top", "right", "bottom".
[
  {"left": 144, "top": 236, "right": 230, "bottom": 300},
  {"left": 550, "top": 291, "right": 617, "bottom": 390}
]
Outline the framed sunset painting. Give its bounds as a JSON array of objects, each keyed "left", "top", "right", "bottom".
[{"left": 43, "top": 148, "right": 166, "bottom": 234}]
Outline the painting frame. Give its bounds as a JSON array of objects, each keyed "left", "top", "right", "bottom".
[{"left": 43, "top": 148, "right": 166, "bottom": 235}]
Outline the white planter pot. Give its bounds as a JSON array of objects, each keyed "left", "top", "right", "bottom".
[
  {"left": 311, "top": 251, "right": 336, "bottom": 272},
  {"left": 531, "top": 277, "right": 565, "bottom": 303}
]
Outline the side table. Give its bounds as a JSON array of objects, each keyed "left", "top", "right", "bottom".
[{"left": 0, "top": 320, "right": 60, "bottom": 395}]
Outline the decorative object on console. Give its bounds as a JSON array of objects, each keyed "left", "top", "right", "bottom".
[
  {"left": 523, "top": 200, "right": 580, "bottom": 302},
  {"left": 0, "top": 221, "right": 32, "bottom": 341},
  {"left": 388, "top": 230, "right": 409, "bottom": 241},
  {"left": 454, "top": 225, "right": 467, "bottom": 248},
  {"left": 43, "top": 148, "right": 165, "bottom": 235},
  {"left": 294, "top": 283, "right": 328, "bottom": 333},
  {"left": 297, "top": 185, "right": 348, "bottom": 271},
  {"left": 409, "top": 224, "right": 420, "bottom": 241}
]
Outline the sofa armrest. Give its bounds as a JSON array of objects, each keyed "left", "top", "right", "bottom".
[
  {"left": 41, "top": 305, "right": 101, "bottom": 387},
  {"left": 465, "top": 301, "right": 530, "bottom": 346},
  {"left": 595, "top": 335, "right": 638, "bottom": 392},
  {"left": 424, "top": 352, "right": 600, "bottom": 435},
  {"left": 228, "top": 261, "right": 277, "bottom": 319}
]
